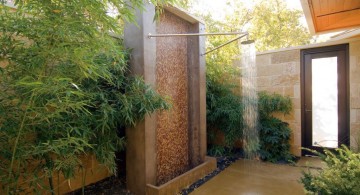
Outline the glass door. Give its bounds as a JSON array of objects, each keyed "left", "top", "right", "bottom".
[{"left": 301, "top": 44, "right": 349, "bottom": 155}]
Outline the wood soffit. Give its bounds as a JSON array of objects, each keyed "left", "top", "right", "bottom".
[{"left": 302, "top": 0, "right": 360, "bottom": 34}]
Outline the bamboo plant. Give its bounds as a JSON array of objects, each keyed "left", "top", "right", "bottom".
[{"left": 0, "top": 0, "right": 182, "bottom": 193}]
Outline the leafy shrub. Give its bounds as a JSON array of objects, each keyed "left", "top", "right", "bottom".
[
  {"left": 0, "top": 0, "right": 174, "bottom": 193},
  {"left": 258, "top": 92, "right": 293, "bottom": 162},
  {"left": 206, "top": 82, "right": 294, "bottom": 163},
  {"left": 206, "top": 77, "right": 243, "bottom": 152},
  {"left": 301, "top": 146, "right": 360, "bottom": 195},
  {"left": 208, "top": 145, "right": 227, "bottom": 157}
]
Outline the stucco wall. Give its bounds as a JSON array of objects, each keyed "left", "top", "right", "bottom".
[{"left": 256, "top": 39, "right": 360, "bottom": 156}]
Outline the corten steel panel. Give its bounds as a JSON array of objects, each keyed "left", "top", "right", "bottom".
[
  {"left": 187, "top": 22, "right": 206, "bottom": 167},
  {"left": 156, "top": 10, "right": 190, "bottom": 185},
  {"left": 187, "top": 24, "right": 201, "bottom": 168},
  {"left": 198, "top": 23, "right": 207, "bottom": 163},
  {"left": 146, "top": 157, "right": 216, "bottom": 195}
]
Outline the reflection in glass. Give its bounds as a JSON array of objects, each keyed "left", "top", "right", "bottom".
[{"left": 312, "top": 57, "right": 338, "bottom": 148}]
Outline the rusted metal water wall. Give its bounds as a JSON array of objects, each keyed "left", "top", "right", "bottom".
[{"left": 156, "top": 10, "right": 190, "bottom": 185}]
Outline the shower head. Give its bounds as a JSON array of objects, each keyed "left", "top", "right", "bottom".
[{"left": 241, "top": 40, "right": 255, "bottom": 45}]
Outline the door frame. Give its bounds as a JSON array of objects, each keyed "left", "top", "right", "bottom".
[{"left": 300, "top": 44, "right": 350, "bottom": 156}]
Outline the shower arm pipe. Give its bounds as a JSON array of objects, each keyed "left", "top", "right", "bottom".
[
  {"left": 147, "top": 32, "right": 248, "bottom": 38},
  {"left": 201, "top": 34, "right": 248, "bottom": 56}
]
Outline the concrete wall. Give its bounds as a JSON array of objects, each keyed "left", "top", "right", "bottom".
[
  {"left": 256, "top": 38, "right": 360, "bottom": 156},
  {"left": 124, "top": 4, "right": 158, "bottom": 195}
]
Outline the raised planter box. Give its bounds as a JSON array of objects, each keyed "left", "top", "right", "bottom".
[
  {"left": 146, "top": 157, "right": 216, "bottom": 195},
  {"left": 53, "top": 155, "right": 111, "bottom": 194},
  {"left": 0, "top": 154, "right": 111, "bottom": 194}
]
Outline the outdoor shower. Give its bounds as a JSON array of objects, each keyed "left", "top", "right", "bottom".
[
  {"left": 240, "top": 39, "right": 258, "bottom": 159},
  {"left": 150, "top": 31, "right": 258, "bottom": 159},
  {"left": 150, "top": 30, "right": 258, "bottom": 159},
  {"left": 241, "top": 40, "right": 255, "bottom": 45},
  {"left": 125, "top": 6, "right": 257, "bottom": 193}
]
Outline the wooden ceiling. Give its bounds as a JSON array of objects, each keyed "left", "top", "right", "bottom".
[{"left": 301, "top": 0, "right": 360, "bottom": 34}]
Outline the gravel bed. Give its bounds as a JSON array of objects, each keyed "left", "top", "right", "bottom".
[
  {"left": 69, "top": 154, "right": 242, "bottom": 195},
  {"left": 68, "top": 175, "right": 132, "bottom": 195},
  {"left": 180, "top": 156, "right": 240, "bottom": 195}
]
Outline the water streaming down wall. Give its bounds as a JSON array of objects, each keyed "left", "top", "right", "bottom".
[
  {"left": 124, "top": 4, "right": 215, "bottom": 194},
  {"left": 240, "top": 41, "right": 259, "bottom": 159},
  {"left": 156, "top": 10, "right": 190, "bottom": 185}
]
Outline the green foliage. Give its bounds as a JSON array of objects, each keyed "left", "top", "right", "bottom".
[
  {"left": 258, "top": 92, "right": 292, "bottom": 118},
  {"left": 203, "top": 3, "right": 246, "bottom": 153},
  {"left": 206, "top": 77, "right": 243, "bottom": 150},
  {"left": 249, "top": 0, "right": 311, "bottom": 52},
  {"left": 198, "top": 1, "right": 307, "bottom": 157},
  {"left": 193, "top": 0, "right": 302, "bottom": 161},
  {"left": 193, "top": 0, "right": 311, "bottom": 53},
  {"left": 258, "top": 92, "right": 293, "bottom": 162},
  {"left": 301, "top": 146, "right": 360, "bottom": 195},
  {"left": 202, "top": 3, "right": 251, "bottom": 82},
  {"left": 0, "top": 0, "right": 175, "bottom": 193},
  {"left": 207, "top": 145, "right": 227, "bottom": 157}
]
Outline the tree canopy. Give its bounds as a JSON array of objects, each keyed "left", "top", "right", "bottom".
[
  {"left": 249, "top": 0, "right": 311, "bottom": 52},
  {"left": 190, "top": 0, "right": 309, "bottom": 118},
  {"left": 194, "top": 0, "right": 311, "bottom": 76},
  {"left": 196, "top": 0, "right": 309, "bottom": 157}
]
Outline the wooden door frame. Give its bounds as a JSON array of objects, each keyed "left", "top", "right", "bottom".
[{"left": 300, "top": 44, "right": 350, "bottom": 156}]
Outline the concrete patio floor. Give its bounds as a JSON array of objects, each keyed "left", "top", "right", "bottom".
[{"left": 191, "top": 158, "right": 322, "bottom": 195}]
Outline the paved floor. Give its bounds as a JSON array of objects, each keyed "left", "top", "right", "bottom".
[
  {"left": 296, "top": 156, "right": 325, "bottom": 169},
  {"left": 191, "top": 158, "right": 323, "bottom": 195}
]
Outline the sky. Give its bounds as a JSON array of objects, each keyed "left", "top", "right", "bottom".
[
  {"left": 188, "top": 0, "right": 327, "bottom": 40},
  {"left": 190, "top": 0, "right": 303, "bottom": 20},
  {"left": 189, "top": 0, "right": 341, "bottom": 42}
]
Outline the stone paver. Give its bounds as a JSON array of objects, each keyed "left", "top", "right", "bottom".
[{"left": 191, "top": 159, "right": 320, "bottom": 195}]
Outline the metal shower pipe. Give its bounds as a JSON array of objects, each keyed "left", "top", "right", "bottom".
[
  {"left": 147, "top": 31, "right": 248, "bottom": 38},
  {"left": 147, "top": 32, "right": 250, "bottom": 55},
  {"left": 202, "top": 34, "right": 248, "bottom": 56}
]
